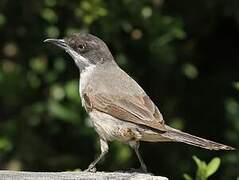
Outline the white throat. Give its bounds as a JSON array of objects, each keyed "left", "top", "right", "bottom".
[
  {"left": 79, "top": 64, "right": 96, "bottom": 100},
  {"left": 66, "top": 48, "right": 90, "bottom": 70}
]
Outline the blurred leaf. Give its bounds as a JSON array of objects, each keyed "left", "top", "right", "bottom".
[
  {"left": 183, "top": 174, "right": 193, "bottom": 180},
  {"left": 193, "top": 155, "right": 202, "bottom": 168},
  {"left": 186, "top": 156, "right": 221, "bottom": 180},
  {"left": 206, "top": 157, "right": 220, "bottom": 177},
  {"left": 0, "top": 14, "right": 6, "bottom": 27},
  {"left": 46, "top": 26, "right": 60, "bottom": 38},
  {"left": 232, "top": 81, "right": 239, "bottom": 91},
  {"left": 81, "top": 1, "right": 92, "bottom": 11},
  {"left": 65, "top": 80, "right": 80, "bottom": 103},
  {"left": 84, "top": 15, "right": 94, "bottom": 24},
  {"left": 116, "top": 145, "right": 131, "bottom": 164},
  {"left": 44, "top": 0, "right": 57, "bottom": 7},
  {"left": 50, "top": 84, "right": 65, "bottom": 101},
  {"left": 141, "top": 6, "right": 152, "bottom": 18},
  {"left": 115, "top": 54, "right": 128, "bottom": 66},
  {"left": 0, "top": 137, "right": 12, "bottom": 152},
  {"left": 48, "top": 100, "right": 78, "bottom": 122},
  {"left": 113, "top": 142, "right": 132, "bottom": 166},
  {"left": 169, "top": 118, "right": 184, "bottom": 130},
  {"left": 45, "top": 71, "right": 58, "bottom": 83},
  {"left": 182, "top": 63, "right": 198, "bottom": 79},
  {"left": 41, "top": 8, "right": 58, "bottom": 23},
  {"left": 53, "top": 58, "right": 66, "bottom": 72},
  {"left": 30, "top": 57, "right": 47, "bottom": 73},
  {"left": 76, "top": 0, "right": 108, "bottom": 25},
  {"left": 28, "top": 75, "right": 41, "bottom": 89}
]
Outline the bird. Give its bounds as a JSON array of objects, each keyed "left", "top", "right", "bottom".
[{"left": 44, "top": 33, "right": 234, "bottom": 173}]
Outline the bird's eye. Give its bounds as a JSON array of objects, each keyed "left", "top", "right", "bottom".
[{"left": 78, "top": 44, "right": 85, "bottom": 50}]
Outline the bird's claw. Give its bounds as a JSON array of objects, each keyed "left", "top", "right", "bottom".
[{"left": 84, "top": 165, "right": 97, "bottom": 172}]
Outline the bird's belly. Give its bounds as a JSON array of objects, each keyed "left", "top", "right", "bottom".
[{"left": 89, "top": 110, "right": 142, "bottom": 142}]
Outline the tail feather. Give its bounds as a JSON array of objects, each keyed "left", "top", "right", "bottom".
[{"left": 162, "top": 126, "right": 235, "bottom": 150}]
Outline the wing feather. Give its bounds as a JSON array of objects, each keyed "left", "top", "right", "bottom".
[{"left": 84, "top": 92, "right": 166, "bottom": 131}]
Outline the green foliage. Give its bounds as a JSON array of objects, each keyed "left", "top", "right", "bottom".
[
  {"left": 183, "top": 156, "right": 221, "bottom": 180},
  {"left": 0, "top": 137, "right": 12, "bottom": 152},
  {"left": 0, "top": 0, "right": 238, "bottom": 179}
]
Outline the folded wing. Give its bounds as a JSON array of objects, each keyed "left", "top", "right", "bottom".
[{"left": 83, "top": 92, "right": 166, "bottom": 132}]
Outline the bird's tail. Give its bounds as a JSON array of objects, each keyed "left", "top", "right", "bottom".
[{"left": 161, "top": 126, "right": 235, "bottom": 150}]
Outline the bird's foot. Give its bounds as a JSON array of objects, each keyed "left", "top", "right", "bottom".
[
  {"left": 84, "top": 164, "right": 97, "bottom": 173},
  {"left": 140, "top": 164, "right": 148, "bottom": 173}
]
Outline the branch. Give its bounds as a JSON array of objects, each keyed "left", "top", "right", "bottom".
[{"left": 0, "top": 170, "right": 169, "bottom": 180}]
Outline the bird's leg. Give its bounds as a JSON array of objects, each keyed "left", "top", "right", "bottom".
[
  {"left": 85, "top": 139, "right": 109, "bottom": 172},
  {"left": 129, "top": 141, "right": 148, "bottom": 173}
]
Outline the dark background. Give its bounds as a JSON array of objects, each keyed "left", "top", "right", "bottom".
[{"left": 0, "top": 0, "right": 238, "bottom": 179}]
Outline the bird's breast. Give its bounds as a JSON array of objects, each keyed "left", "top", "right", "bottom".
[
  {"left": 89, "top": 110, "right": 142, "bottom": 142},
  {"left": 79, "top": 65, "right": 96, "bottom": 108}
]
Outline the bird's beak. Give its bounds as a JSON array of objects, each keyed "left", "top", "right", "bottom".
[
  {"left": 44, "top": 38, "right": 89, "bottom": 69},
  {"left": 44, "top": 39, "right": 69, "bottom": 50}
]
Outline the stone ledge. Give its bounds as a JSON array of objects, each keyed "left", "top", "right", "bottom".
[{"left": 0, "top": 170, "right": 169, "bottom": 180}]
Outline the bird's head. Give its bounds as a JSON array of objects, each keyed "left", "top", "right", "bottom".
[{"left": 44, "top": 33, "right": 113, "bottom": 71}]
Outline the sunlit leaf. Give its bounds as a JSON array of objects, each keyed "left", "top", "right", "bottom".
[
  {"left": 169, "top": 118, "right": 184, "bottom": 130},
  {"left": 50, "top": 84, "right": 65, "bottom": 101},
  {"left": 206, "top": 157, "right": 220, "bottom": 177},
  {"left": 182, "top": 63, "right": 198, "bottom": 79},
  {"left": 97, "top": 7, "right": 107, "bottom": 16},
  {"left": 225, "top": 98, "right": 239, "bottom": 116},
  {"left": 193, "top": 155, "right": 202, "bottom": 168},
  {"left": 83, "top": 15, "right": 94, "bottom": 24},
  {"left": 183, "top": 174, "right": 193, "bottom": 180},
  {"left": 113, "top": 142, "right": 132, "bottom": 165},
  {"left": 48, "top": 101, "right": 78, "bottom": 122},
  {"left": 141, "top": 6, "right": 152, "bottom": 18},
  {"left": 0, "top": 137, "right": 12, "bottom": 152},
  {"left": 30, "top": 57, "right": 47, "bottom": 73},
  {"left": 232, "top": 82, "right": 239, "bottom": 91},
  {"left": 41, "top": 8, "right": 58, "bottom": 23}
]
